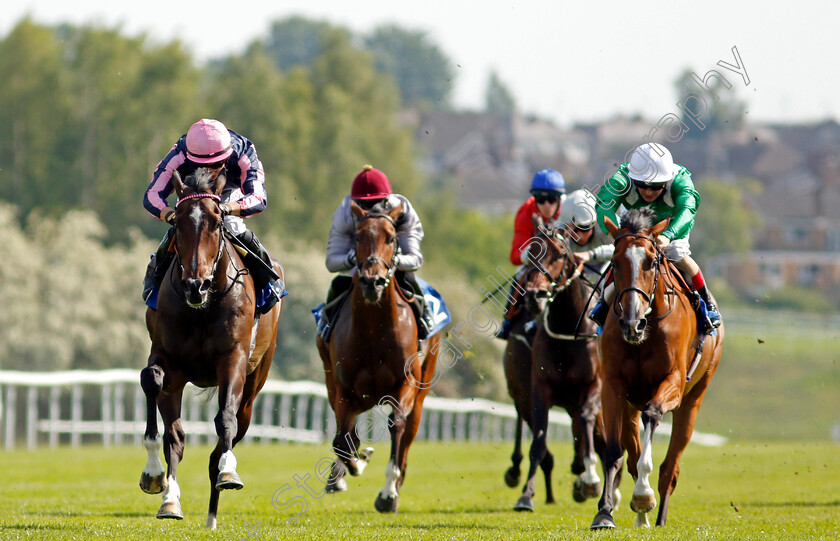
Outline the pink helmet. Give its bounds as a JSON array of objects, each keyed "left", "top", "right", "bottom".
[{"left": 185, "top": 119, "right": 233, "bottom": 164}]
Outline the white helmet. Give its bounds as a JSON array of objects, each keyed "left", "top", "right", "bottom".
[
  {"left": 561, "top": 189, "right": 597, "bottom": 229},
  {"left": 627, "top": 143, "right": 676, "bottom": 185}
]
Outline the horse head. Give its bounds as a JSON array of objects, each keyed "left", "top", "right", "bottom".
[
  {"left": 171, "top": 167, "right": 227, "bottom": 308},
  {"left": 350, "top": 200, "right": 402, "bottom": 304},
  {"left": 604, "top": 208, "right": 669, "bottom": 344},
  {"left": 522, "top": 225, "right": 576, "bottom": 315}
]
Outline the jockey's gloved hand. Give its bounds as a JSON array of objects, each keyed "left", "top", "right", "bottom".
[
  {"left": 219, "top": 203, "right": 233, "bottom": 216},
  {"left": 345, "top": 250, "right": 357, "bottom": 268},
  {"left": 165, "top": 211, "right": 176, "bottom": 225}
]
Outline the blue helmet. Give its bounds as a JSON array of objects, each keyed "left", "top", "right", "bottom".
[{"left": 530, "top": 169, "right": 566, "bottom": 195}]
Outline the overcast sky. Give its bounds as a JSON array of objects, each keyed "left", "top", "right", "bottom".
[{"left": 4, "top": 1, "right": 837, "bottom": 126}]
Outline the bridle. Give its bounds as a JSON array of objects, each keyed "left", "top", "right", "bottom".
[
  {"left": 611, "top": 232, "right": 674, "bottom": 321},
  {"left": 526, "top": 232, "right": 584, "bottom": 304},
  {"left": 355, "top": 212, "right": 398, "bottom": 288},
  {"left": 525, "top": 232, "right": 593, "bottom": 341},
  {"left": 171, "top": 193, "right": 227, "bottom": 288}
]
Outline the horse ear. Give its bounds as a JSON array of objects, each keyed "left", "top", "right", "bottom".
[
  {"left": 212, "top": 170, "right": 227, "bottom": 196},
  {"left": 651, "top": 218, "right": 670, "bottom": 237},
  {"left": 172, "top": 169, "right": 187, "bottom": 197},
  {"left": 387, "top": 201, "right": 403, "bottom": 223},
  {"left": 350, "top": 200, "right": 365, "bottom": 220},
  {"left": 604, "top": 216, "right": 620, "bottom": 239}
]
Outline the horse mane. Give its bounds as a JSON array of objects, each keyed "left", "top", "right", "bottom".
[
  {"left": 621, "top": 208, "right": 657, "bottom": 233},
  {"left": 184, "top": 167, "right": 219, "bottom": 193}
]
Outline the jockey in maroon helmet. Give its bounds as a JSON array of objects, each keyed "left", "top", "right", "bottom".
[{"left": 322, "top": 165, "right": 433, "bottom": 338}]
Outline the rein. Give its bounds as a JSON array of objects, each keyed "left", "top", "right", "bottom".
[{"left": 537, "top": 251, "right": 597, "bottom": 341}]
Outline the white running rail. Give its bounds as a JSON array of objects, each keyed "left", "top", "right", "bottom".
[{"left": 0, "top": 369, "right": 726, "bottom": 449}]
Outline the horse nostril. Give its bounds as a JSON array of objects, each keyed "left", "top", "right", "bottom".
[
  {"left": 535, "top": 290, "right": 548, "bottom": 300},
  {"left": 637, "top": 318, "right": 647, "bottom": 332},
  {"left": 200, "top": 279, "right": 212, "bottom": 293},
  {"left": 374, "top": 276, "right": 387, "bottom": 288}
]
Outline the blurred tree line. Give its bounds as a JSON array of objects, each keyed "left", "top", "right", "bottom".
[{"left": 0, "top": 17, "right": 510, "bottom": 399}]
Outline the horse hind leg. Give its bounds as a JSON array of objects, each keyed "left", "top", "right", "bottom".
[
  {"left": 139, "top": 364, "right": 166, "bottom": 494},
  {"left": 504, "top": 415, "right": 524, "bottom": 488}
]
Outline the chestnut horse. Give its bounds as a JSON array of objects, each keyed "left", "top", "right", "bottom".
[
  {"left": 139, "top": 168, "right": 283, "bottom": 529},
  {"left": 511, "top": 226, "right": 614, "bottom": 511},
  {"left": 317, "top": 201, "right": 439, "bottom": 513},
  {"left": 591, "top": 209, "right": 724, "bottom": 529}
]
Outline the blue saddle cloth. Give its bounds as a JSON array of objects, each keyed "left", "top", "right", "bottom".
[{"left": 312, "top": 277, "right": 452, "bottom": 339}]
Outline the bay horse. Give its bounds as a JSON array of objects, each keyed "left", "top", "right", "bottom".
[
  {"left": 138, "top": 168, "right": 283, "bottom": 529},
  {"left": 511, "top": 225, "right": 615, "bottom": 511},
  {"left": 316, "top": 200, "right": 439, "bottom": 513},
  {"left": 591, "top": 209, "right": 724, "bottom": 529}
]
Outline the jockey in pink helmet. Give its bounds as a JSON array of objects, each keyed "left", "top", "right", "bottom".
[
  {"left": 321, "top": 165, "right": 433, "bottom": 339},
  {"left": 141, "top": 119, "right": 284, "bottom": 313}
]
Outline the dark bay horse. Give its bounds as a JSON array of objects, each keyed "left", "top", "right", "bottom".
[
  {"left": 139, "top": 168, "right": 283, "bottom": 529},
  {"left": 501, "top": 231, "right": 559, "bottom": 503},
  {"left": 591, "top": 209, "right": 724, "bottom": 529},
  {"left": 317, "top": 201, "right": 439, "bottom": 513},
  {"left": 511, "top": 226, "right": 615, "bottom": 512}
]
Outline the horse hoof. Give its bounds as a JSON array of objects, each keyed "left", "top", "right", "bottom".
[
  {"left": 630, "top": 492, "right": 656, "bottom": 513},
  {"left": 215, "top": 471, "right": 244, "bottom": 491},
  {"left": 590, "top": 512, "right": 616, "bottom": 530},
  {"left": 156, "top": 501, "right": 183, "bottom": 520},
  {"left": 513, "top": 496, "right": 534, "bottom": 512},
  {"left": 574, "top": 478, "right": 602, "bottom": 502},
  {"left": 325, "top": 477, "right": 347, "bottom": 493},
  {"left": 504, "top": 467, "right": 520, "bottom": 488},
  {"left": 374, "top": 494, "right": 398, "bottom": 513},
  {"left": 139, "top": 472, "right": 166, "bottom": 494},
  {"left": 359, "top": 447, "right": 375, "bottom": 461}
]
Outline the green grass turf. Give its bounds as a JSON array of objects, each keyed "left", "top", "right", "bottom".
[{"left": 0, "top": 440, "right": 837, "bottom": 540}]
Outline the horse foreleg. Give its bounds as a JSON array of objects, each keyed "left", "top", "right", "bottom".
[
  {"left": 591, "top": 380, "right": 626, "bottom": 530},
  {"left": 374, "top": 404, "right": 409, "bottom": 514},
  {"left": 514, "top": 386, "right": 550, "bottom": 512},
  {"left": 213, "top": 366, "right": 247, "bottom": 492},
  {"left": 157, "top": 389, "right": 185, "bottom": 520},
  {"left": 571, "top": 393, "right": 602, "bottom": 503},
  {"left": 326, "top": 392, "right": 361, "bottom": 493},
  {"left": 139, "top": 363, "right": 166, "bottom": 494},
  {"left": 632, "top": 373, "right": 683, "bottom": 527},
  {"left": 504, "top": 415, "right": 524, "bottom": 488},
  {"left": 630, "top": 403, "right": 662, "bottom": 527},
  {"left": 206, "top": 365, "right": 265, "bottom": 530},
  {"left": 656, "top": 375, "right": 711, "bottom": 526}
]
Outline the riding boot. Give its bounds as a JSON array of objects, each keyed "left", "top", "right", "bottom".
[
  {"left": 588, "top": 298, "right": 610, "bottom": 327},
  {"left": 399, "top": 272, "right": 434, "bottom": 339},
  {"left": 234, "top": 230, "right": 286, "bottom": 314},
  {"left": 497, "top": 319, "right": 513, "bottom": 340},
  {"left": 142, "top": 227, "right": 176, "bottom": 302},
  {"left": 696, "top": 286, "right": 722, "bottom": 329},
  {"left": 324, "top": 275, "right": 353, "bottom": 324}
]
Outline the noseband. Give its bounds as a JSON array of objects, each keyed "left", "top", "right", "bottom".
[{"left": 356, "top": 212, "right": 398, "bottom": 287}]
